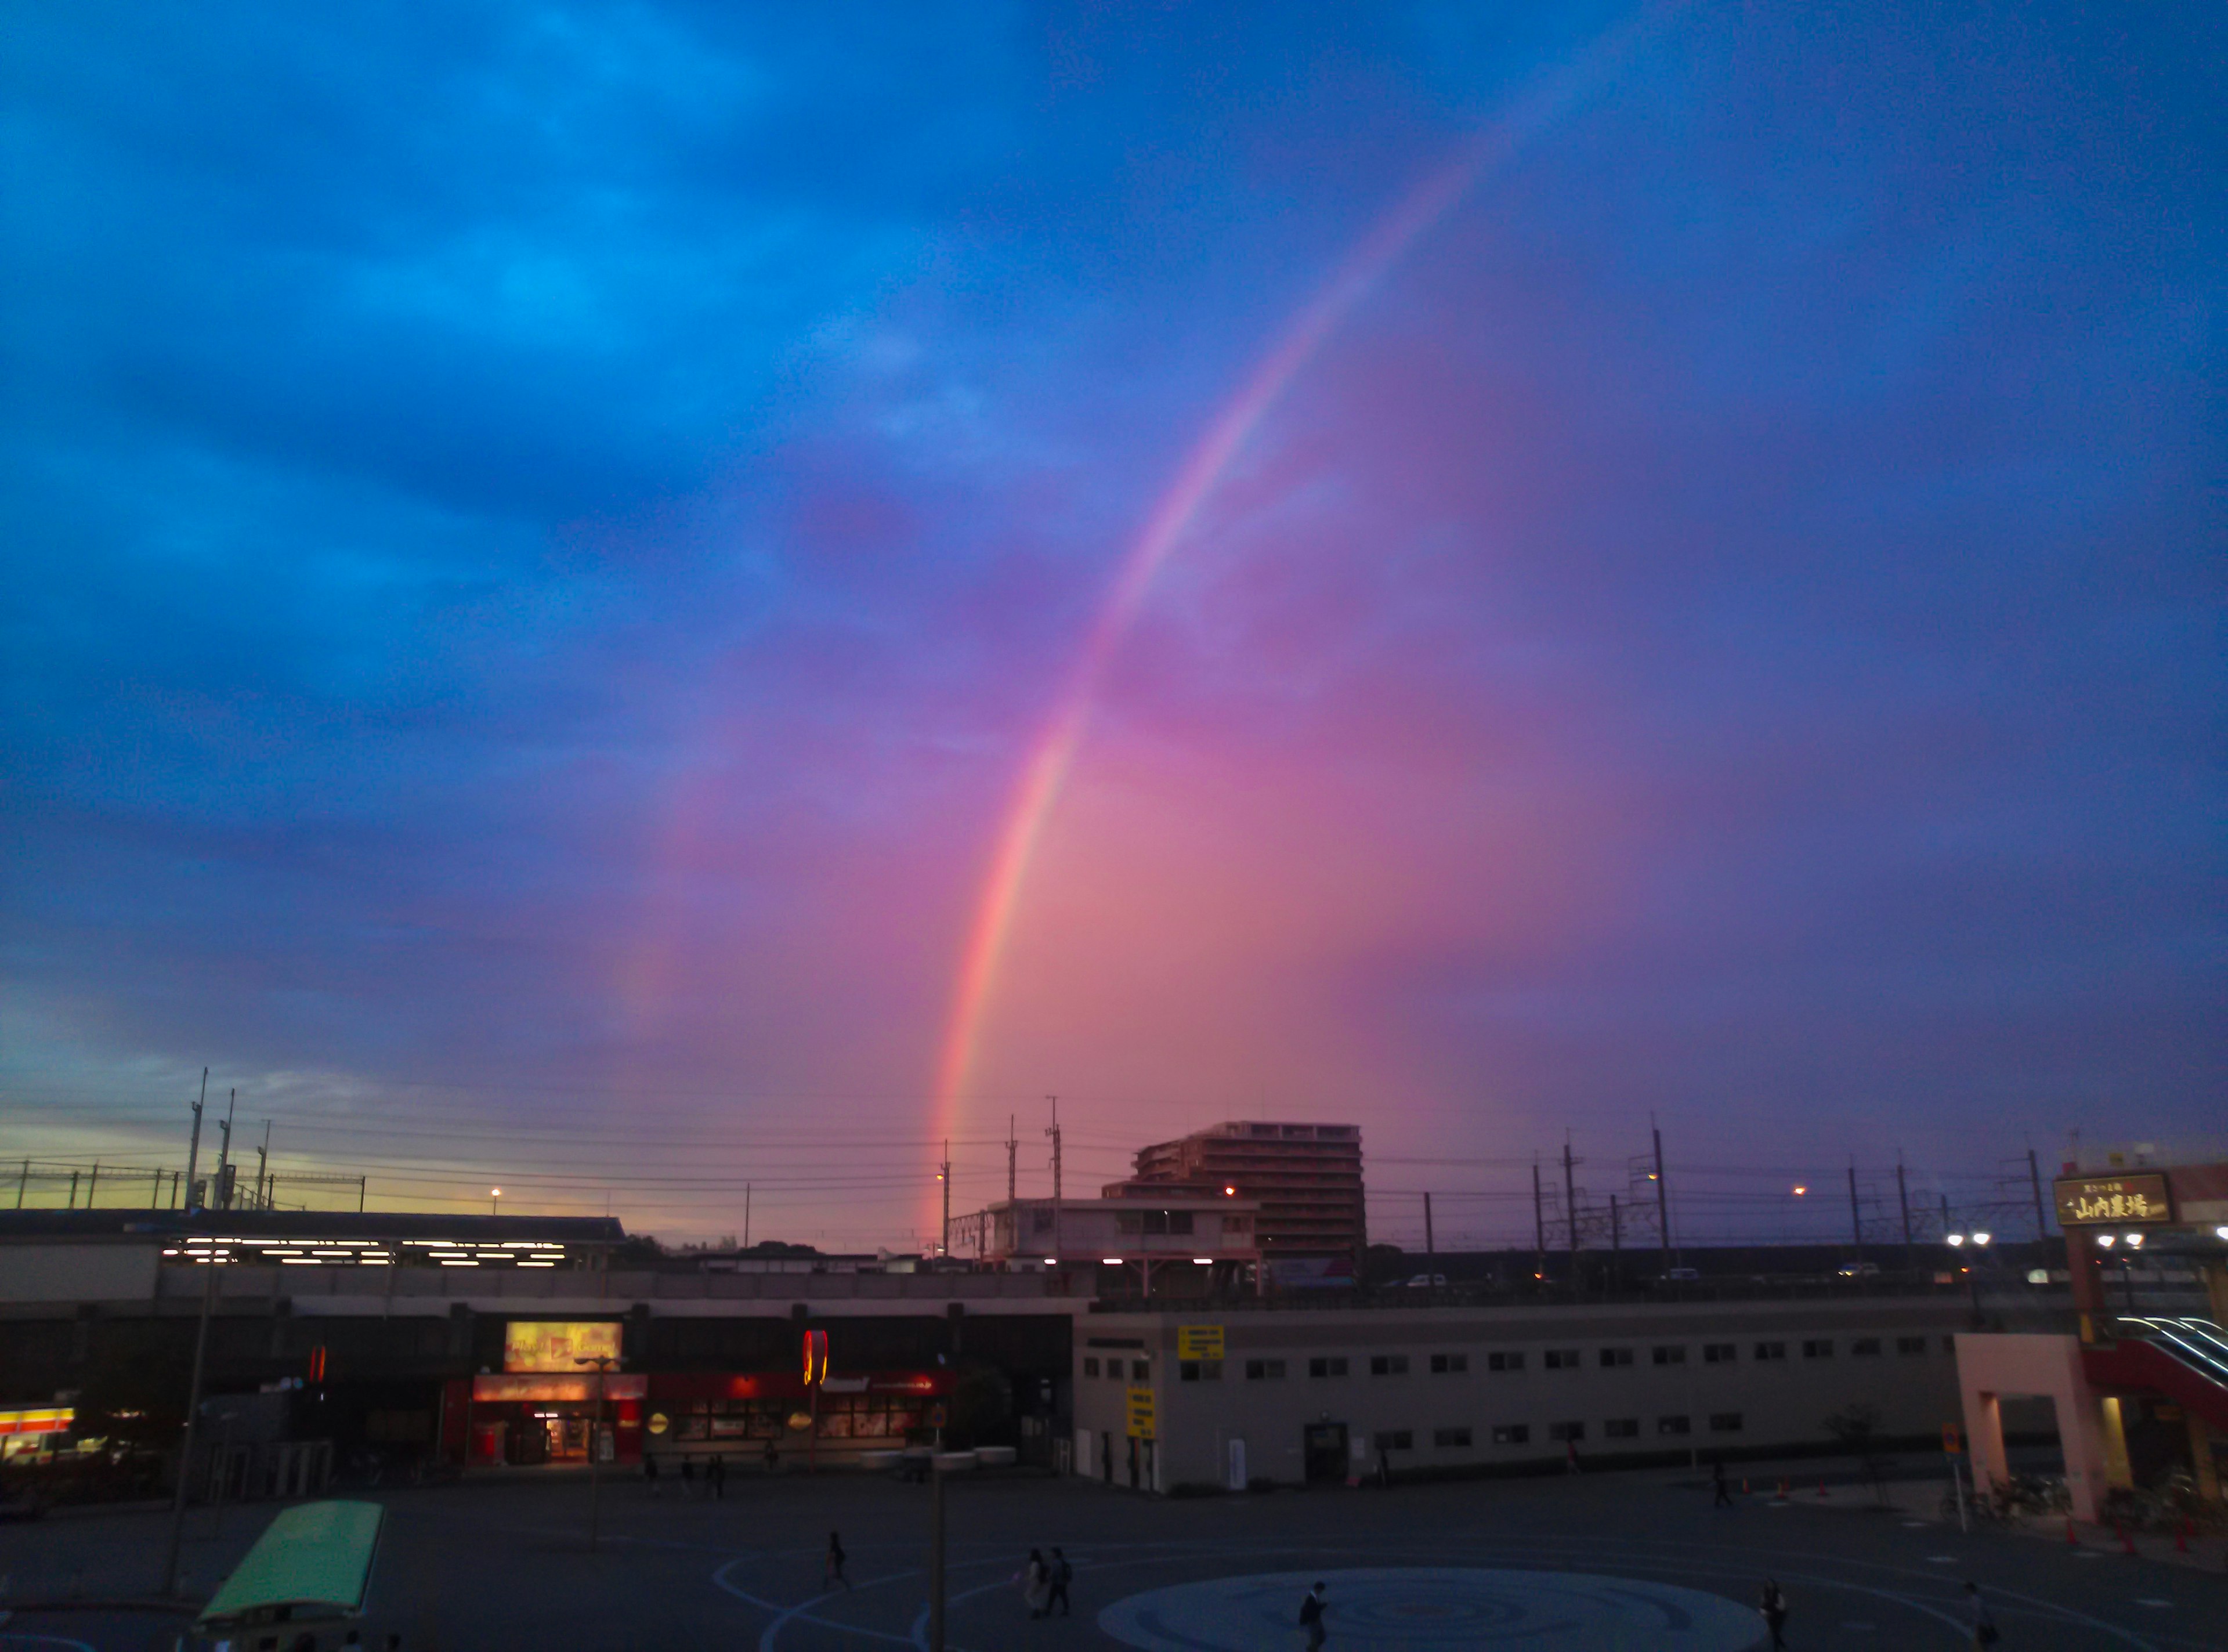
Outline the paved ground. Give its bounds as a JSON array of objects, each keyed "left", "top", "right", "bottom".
[{"left": 1, "top": 1466, "right": 2222, "bottom": 1650}]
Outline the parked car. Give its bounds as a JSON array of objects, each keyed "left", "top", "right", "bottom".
[
  {"left": 1401, "top": 1273, "right": 1449, "bottom": 1289},
  {"left": 1836, "top": 1261, "right": 1881, "bottom": 1278},
  {"left": 1662, "top": 1267, "right": 1701, "bottom": 1282}
]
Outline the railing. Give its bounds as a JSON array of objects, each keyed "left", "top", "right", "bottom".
[{"left": 2116, "top": 1316, "right": 2228, "bottom": 1385}]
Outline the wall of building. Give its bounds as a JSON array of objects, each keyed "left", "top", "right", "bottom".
[{"left": 1072, "top": 1298, "right": 1972, "bottom": 1492}]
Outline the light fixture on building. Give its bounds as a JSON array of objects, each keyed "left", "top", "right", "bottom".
[
  {"left": 2217, "top": 1226, "right": 2228, "bottom": 1241},
  {"left": 1970, "top": 1231, "right": 1991, "bottom": 1246},
  {"left": 1192, "top": 1257, "right": 1213, "bottom": 1265},
  {"left": 2095, "top": 1234, "right": 2115, "bottom": 1248},
  {"left": 2123, "top": 1232, "right": 2143, "bottom": 1248},
  {"left": 2026, "top": 1269, "right": 2049, "bottom": 1285},
  {"left": 1223, "top": 1185, "right": 1236, "bottom": 1196},
  {"left": 1792, "top": 1185, "right": 1807, "bottom": 1196},
  {"left": 1946, "top": 1234, "right": 1965, "bottom": 1247},
  {"left": 1102, "top": 1256, "right": 1123, "bottom": 1265}
]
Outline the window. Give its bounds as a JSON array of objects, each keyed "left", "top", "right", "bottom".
[
  {"left": 1082, "top": 1357, "right": 1101, "bottom": 1378},
  {"left": 1543, "top": 1349, "right": 1581, "bottom": 1370},
  {"left": 1851, "top": 1337, "right": 1882, "bottom": 1357},
  {"left": 1897, "top": 1336, "right": 1928, "bottom": 1355},
  {"left": 1106, "top": 1361, "right": 1126, "bottom": 1382},
  {"left": 1753, "top": 1342, "right": 1788, "bottom": 1362},
  {"left": 1178, "top": 1360, "right": 1222, "bottom": 1382},
  {"left": 1604, "top": 1418, "right": 1640, "bottom": 1439},
  {"left": 1131, "top": 1360, "right": 1151, "bottom": 1382},
  {"left": 1221, "top": 1214, "right": 1251, "bottom": 1234},
  {"left": 1429, "top": 1353, "right": 1469, "bottom": 1375},
  {"left": 1488, "top": 1351, "right": 1526, "bottom": 1372},
  {"left": 1369, "top": 1355, "right": 1410, "bottom": 1377},
  {"left": 1434, "top": 1426, "right": 1473, "bottom": 1448},
  {"left": 1802, "top": 1339, "right": 1833, "bottom": 1360},
  {"left": 1548, "top": 1421, "right": 1585, "bottom": 1443},
  {"left": 1702, "top": 1343, "right": 1737, "bottom": 1364},
  {"left": 1709, "top": 1412, "right": 1744, "bottom": 1433},
  {"left": 1245, "top": 1358, "right": 1287, "bottom": 1380},
  {"left": 1492, "top": 1423, "right": 1530, "bottom": 1445},
  {"left": 1598, "top": 1347, "right": 1635, "bottom": 1368},
  {"left": 1308, "top": 1357, "right": 1349, "bottom": 1379},
  {"left": 1651, "top": 1345, "right": 1686, "bottom": 1365},
  {"left": 1658, "top": 1415, "right": 1691, "bottom": 1436},
  {"left": 1372, "top": 1430, "right": 1413, "bottom": 1451}
]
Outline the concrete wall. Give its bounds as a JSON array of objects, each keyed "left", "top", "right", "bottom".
[
  {"left": 0, "top": 1242, "right": 158, "bottom": 1306},
  {"left": 1073, "top": 1299, "right": 1970, "bottom": 1492}
]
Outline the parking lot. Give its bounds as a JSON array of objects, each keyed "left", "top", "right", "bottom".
[{"left": 2, "top": 1463, "right": 2221, "bottom": 1650}]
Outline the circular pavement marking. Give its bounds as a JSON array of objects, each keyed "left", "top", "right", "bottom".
[{"left": 1098, "top": 1567, "right": 1767, "bottom": 1650}]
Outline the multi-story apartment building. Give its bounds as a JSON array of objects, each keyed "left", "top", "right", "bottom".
[{"left": 1105, "top": 1120, "right": 1365, "bottom": 1285}]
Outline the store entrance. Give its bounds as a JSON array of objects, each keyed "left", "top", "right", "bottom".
[
  {"left": 535, "top": 1409, "right": 592, "bottom": 1463},
  {"left": 1303, "top": 1422, "right": 1348, "bottom": 1484}
]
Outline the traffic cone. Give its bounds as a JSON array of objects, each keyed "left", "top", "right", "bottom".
[
  {"left": 2065, "top": 1514, "right": 2078, "bottom": 1546},
  {"left": 1777, "top": 1477, "right": 1790, "bottom": 1499}
]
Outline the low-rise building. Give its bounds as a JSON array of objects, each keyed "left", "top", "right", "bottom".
[
  {"left": 1073, "top": 1296, "right": 1973, "bottom": 1493},
  {"left": 949, "top": 1194, "right": 1262, "bottom": 1299}
]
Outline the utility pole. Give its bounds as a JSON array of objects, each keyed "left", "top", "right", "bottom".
[
  {"left": 1006, "top": 1114, "right": 1017, "bottom": 1207},
  {"left": 1609, "top": 1193, "right": 1621, "bottom": 1255},
  {"left": 1562, "top": 1136, "right": 1580, "bottom": 1290},
  {"left": 1897, "top": 1159, "right": 1913, "bottom": 1264},
  {"left": 2027, "top": 1148, "right": 2049, "bottom": 1241},
  {"left": 1423, "top": 1192, "right": 1435, "bottom": 1299},
  {"left": 1940, "top": 1192, "right": 1952, "bottom": 1243},
  {"left": 162, "top": 1221, "right": 220, "bottom": 1597},
  {"left": 1652, "top": 1119, "right": 1673, "bottom": 1271},
  {"left": 1531, "top": 1160, "right": 1545, "bottom": 1281},
  {"left": 1846, "top": 1162, "right": 1862, "bottom": 1256},
  {"left": 574, "top": 1354, "right": 620, "bottom": 1551},
  {"left": 1046, "top": 1096, "right": 1063, "bottom": 1271},
  {"left": 939, "top": 1141, "right": 952, "bottom": 1259},
  {"left": 743, "top": 1183, "right": 751, "bottom": 1251},
  {"left": 214, "top": 1090, "right": 236, "bottom": 1211},
  {"left": 929, "top": 1458, "right": 948, "bottom": 1651},
  {"left": 255, "top": 1122, "right": 271, "bottom": 1213},
  {"left": 16, "top": 1159, "right": 27, "bottom": 1210},
  {"left": 185, "top": 1069, "right": 207, "bottom": 1213},
  {"left": 86, "top": 1162, "right": 100, "bottom": 1208}
]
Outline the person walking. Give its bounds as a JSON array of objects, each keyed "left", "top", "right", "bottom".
[
  {"left": 707, "top": 1453, "right": 726, "bottom": 1501},
  {"left": 1022, "top": 1549, "right": 1052, "bottom": 1618},
  {"left": 679, "top": 1455, "right": 696, "bottom": 1499},
  {"left": 763, "top": 1436, "right": 780, "bottom": 1476},
  {"left": 826, "top": 1530, "right": 849, "bottom": 1589},
  {"left": 1298, "top": 1580, "right": 1329, "bottom": 1650},
  {"left": 643, "top": 1451, "right": 660, "bottom": 1498},
  {"left": 1758, "top": 1579, "right": 1789, "bottom": 1651},
  {"left": 1965, "top": 1581, "right": 2000, "bottom": 1646},
  {"left": 1047, "top": 1547, "right": 1073, "bottom": 1617},
  {"left": 1712, "top": 1460, "right": 1733, "bottom": 1508}
]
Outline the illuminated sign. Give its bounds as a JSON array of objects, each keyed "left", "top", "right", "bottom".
[
  {"left": 472, "top": 1373, "right": 647, "bottom": 1402},
  {"left": 0, "top": 1408, "right": 73, "bottom": 1436},
  {"left": 2054, "top": 1174, "right": 2172, "bottom": 1227},
  {"left": 1124, "top": 1385, "right": 1156, "bottom": 1441},
  {"left": 503, "top": 1321, "right": 621, "bottom": 1372},
  {"left": 802, "top": 1329, "right": 829, "bottom": 1385},
  {"left": 1175, "top": 1325, "right": 1225, "bottom": 1361}
]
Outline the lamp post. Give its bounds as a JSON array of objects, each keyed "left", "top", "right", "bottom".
[
  {"left": 490, "top": 1187, "right": 502, "bottom": 1216},
  {"left": 575, "top": 1354, "right": 621, "bottom": 1552}
]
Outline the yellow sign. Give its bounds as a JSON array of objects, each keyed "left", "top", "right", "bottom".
[
  {"left": 1175, "top": 1325, "right": 1225, "bottom": 1361},
  {"left": 503, "top": 1321, "right": 621, "bottom": 1373},
  {"left": 2053, "top": 1174, "right": 2171, "bottom": 1226},
  {"left": 1124, "top": 1384, "right": 1157, "bottom": 1441},
  {"left": 1941, "top": 1425, "right": 1962, "bottom": 1455},
  {"left": 646, "top": 1412, "right": 670, "bottom": 1436}
]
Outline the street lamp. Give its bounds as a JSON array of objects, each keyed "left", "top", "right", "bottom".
[
  {"left": 575, "top": 1354, "right": 622, "bottom": 1552},
  {"left": 490, "top": 1187, "right": 502, "bottom": 1216}
]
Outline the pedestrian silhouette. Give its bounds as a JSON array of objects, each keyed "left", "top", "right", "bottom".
[
  {"left": 1299, "top": 1580, "right": 1328, "bottom": 1650},
  {"left": 707, "top": 1454, "right": 725, "bottom": 1501},
  {"left": 1047, "top": 1546, "right": 1072, "bottom": 1616},
  {"left": 1712, "top": 1460, "right": 1733, "bottom": 1508},
  {"left": 1759, "top": 1579, "right": 1789, "bottom": 1650},
  {"left": 826, "top": 1529, "right": 849, "bottom": 1589}
]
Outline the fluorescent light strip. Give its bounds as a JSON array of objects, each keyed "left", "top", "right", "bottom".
[{"left": 439, "top": 1260, "right": 479, "bottom": 1267}]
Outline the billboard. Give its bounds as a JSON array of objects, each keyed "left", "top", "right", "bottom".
[
  {"left": 503, "top": 1321, "right": 621, "bottom": 1373},
  {"left": 2053, "top": 1174, "right": 2172, "bottom": 1227}
]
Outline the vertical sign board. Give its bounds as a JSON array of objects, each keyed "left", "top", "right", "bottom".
[
  {"left": 2053, "top": 1174, "right": 2171, "bottom": 1227},
  {"left": 1174, "top": 1325, "right": 1225, "bottom": 1361},
  {"left": 1124, "top": 1385, "right": 1156, "bottom": 1441}
]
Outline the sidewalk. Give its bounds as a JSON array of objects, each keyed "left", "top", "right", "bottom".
[{"left": 1819, "top": 1474, "right": 2228, "bottom": 1573}]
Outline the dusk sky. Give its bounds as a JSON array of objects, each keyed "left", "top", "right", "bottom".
[{"left": 3, "top": 3, "right": 2219, "bottom": 1249}]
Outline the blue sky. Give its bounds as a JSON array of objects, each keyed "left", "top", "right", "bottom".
[{"left": 2, "top": 3, "right": 2219, "bottom": 1245}]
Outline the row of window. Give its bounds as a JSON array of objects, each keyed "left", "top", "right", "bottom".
[
  {"left": 1370, "top": 1414, "right": 1746, "bottom": 1452},
  {"left": 1084, "top": 1336, "right": 1949, "bottom": 1384}
]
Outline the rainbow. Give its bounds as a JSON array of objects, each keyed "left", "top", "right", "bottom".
[{"left": 925, "top": 22, "right": 1658, "bottom": 1199}]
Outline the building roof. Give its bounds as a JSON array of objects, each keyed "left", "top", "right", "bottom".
[{"left": 0, "top": 1209, "right": 628, "bottom": 1245}]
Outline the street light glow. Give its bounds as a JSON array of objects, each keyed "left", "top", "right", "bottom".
[
  {"left": 1970, "top": 1231, "right": 1991, "bottom": 1245},
  {"left": 1946, "top": 1233, "right": 1965, "bottom": 1246}
]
